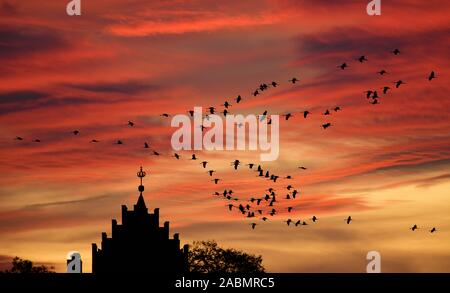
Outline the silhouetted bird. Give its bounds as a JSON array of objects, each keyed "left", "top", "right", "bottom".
[
  {"left": 323, "top": 109, "right": 330, "bottom": 115},
  {"left": 212, "top": 178, "right": 220, "bottom": 184},
  {"left": 144, "top": 142, "right": 149, "bottom": 148},
  {"left": 265, "top": 171, "right": 270, "bottom": 178},
  {"left": 285, "top": 175, "right": 292, "bottom": 179},
  {"left": 346, "top": 216, "right": 352, "bottom": 224},
  {"left": 208, "top": 170, "right": 215, "bottom": 176},
  {"left": 295, "top": 220, "right": 301, "bottom": 227},
  {"left": 358, "top": 55, "right": 368, "bottom": 63},
  {"left": 430, "top": 227, "right": 437, "bottom": 233},
  {"left": 428, "top": 71, "right": 436, "bottom": 81},
  {"left": 382, "top": 86, "right": 390, "bottom": 94},
  {"left": 371, "top": 99, "right": 379, "bottom": 105},
  {"left": 322, "top": 123, "right": 331, "bottom": 129},
  {"left": 334, "top": 107, "right": 341, "bottom": 112},
  {"left": 73, "top": 130, "right": 79, "bottom": 135},
  {"left": 246, "top": 163, "right": 254, "bottom": 169},
  {"left": 392, "top": 48, "right": 400, "bottom": 55},
  {"left": 339, "top": 63, "right": 348, "bottom": 70},
  {"left": 287, "top": 207, "right": 293, "bottom": 212},
  {"left": 271, "top": 81, "right": 278, "bottom": 87},
  {"left": 285, "top": 219, "right": 292, "bottom": 226},
  {"left": 372, "top": 91, "right": 379, "bottom": 99},
  {"left": 128, "top": 121, "right": 135, "bottom": 127},
  {"left": 173, "top": 153, "right": 180, "bottom": 159},
  {"left": 201, "top": 161, "right": 208, "bottom": 168},
  {"left": 253, "top": 90, "right": 259, "bottom": 97},
  {"left": 410, "top": 224, "right": 418, "bottom": 231},
  {"left": 286, "top": 185, "right": 293, "bottom": 190},
  {"left": 15, "top": 136, "right": 24, "bottom": 140},
  {"left": 299, "top": 166, "right": 307, "bottom": 170},
  {"left": 303, "top": 111, "right": 310, "bottom": 118},
  {"left": 394, "top": 80, "right": 405, "bottom": 88},
  {"left": 90, "top": 139, "right": 99, "bottom": 143},
  {"left": 222, "top": 101, "right": 231, "bottom": 108},
  {"left": 208, "top": 107, "right": 216, "bottom": 114},
  {"left": 250, "top": 223, "right": 257, "bottom": 229},
  {"left": 302, "top": 221, "right": 308, "bottom": 226},
  {"left": 262, "top": 217, "right": 268, "bottom": 221},
  {"left": 312, "top": 216, "right": 317, "bottom": 222},
  {"left": 191, "top": 154, "right": 197, "bottom": 160},
  {"left": 152, "top": 151, "right": 160, "bottom": 156},
  {"left": 232, "top": 160, "right": 240, "bottom": 170},
  {"left": 161, "top": 113, "right": 170, "bottom": 117},
  {"left": 365, "top": 90, "right": 373, "bottom": 99},
  {"left": 116, "top": 140, "right": 123, "bottom": 145},
  {"left": 222, "top": 109, "right": 228, "bottom": 117},
  {"left": 33, "top": 139, "right": 41, "bottom": 143},
  {"left": 188, "top": 110, "right": 194, "bottom": 117},
  {"left": 292, "top": 190, "right": 298, "bottom": 198},
  {"left": 289, "top": 78, "right": 299, "bottom": 84},
  {"left": 283, "top": 113, "right": 292, "bottom": 121},
  {"left": 235, "top": 95, "right": 242, "bottom": 103},
  {"left": 227, "top": 204, "right": 234, "bottom": 211},
  {"left": 377, "top": 70, "right": 387, "bottom": 75}
]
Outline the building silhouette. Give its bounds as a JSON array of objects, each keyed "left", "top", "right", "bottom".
[{"left": 92, "top": 167, "right": 189, "bottom": 273}]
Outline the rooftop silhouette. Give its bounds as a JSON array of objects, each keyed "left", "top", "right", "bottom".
[{"left": 92, "top": 167, "right": 188, "bottom": 273}]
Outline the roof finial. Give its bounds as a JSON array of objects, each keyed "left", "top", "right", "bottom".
[{"left": 137, "top": 166, "right": 146, "bottom": 194}]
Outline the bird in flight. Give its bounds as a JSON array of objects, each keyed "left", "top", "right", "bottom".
[
  {"left": 271, "top": 81, "right": 278, "bottom": 87},
  {"left": 173, "top": 153, "right": 180, "bottom": 159},
  {"left": 191, "top": 154, "right": 197, "bottom": 160},
  {"left": 392, "top": 48, "right": 400, "bottom": 55},
  {"left": 250, "top": 223, "right": 257, "bottom": 230},
  {"left": 334, "top": 107, "right": 341, "bottom": 112},
  {"left": 365, "top": 90, "right": 373, "bottom": 99},
  {"left": 33, "top": 139, "right": 41, "bottom": 143},
  {"left": 377, "top": 70, "right": 387, "bottom": 75},
  {"left": 207, "top": 170, "right": 215, "bottom": 176},
  {"left": 346, "top": 216, "right": 352, "bottom": 224},
  {"left": 246, "top": 163, "right": 254, "bottom": 169},
  {"left": 90, "top": 139, "right": 99, "bottom": 143},
  {"left": 15, "top": 136, "right": 24, "bottom": 140},
  {"left": 410, "top": 224, "right": 418, "bottom": 231},
  {"left": 116, "top": 140, "right": 123, "bottom": 145},
  {"left": 285, "top": 219, "right": 292, "bottom": 226},
  {"left": 370, "top": 99, "right": 379, "bottom": 105},
  {"left": 235, "top": 95, "right": 242, "bottom": 103},
  {"left": 152, "top": 150, "right": 160, "bottom": 156},
  {"left": 144, "top": 142, "right": 149, "bottom": 148},
  {"left": 289, "top": 77, "right": 299, "bottom": 84},
  {"left": 232, "top": 160, "right": 240, "bottom": 170},
  {"left": 160, "top": 113, "right": 170, "bottom": 118},
  {"left": 430, "top": 227, "right": 437, "bottom": 233},
  {"left": 287, "top": 207, "right": 293, "bottom": 213},
  {"left": 283, "top": 113, "right": 292, "bottom": 121},
  {"left": 322, "top": 123, "right": 331, "bottom": 129},
  {"left": 201, "top": 161, "right": 208, "bottom": 168},
  {"left": 253, "top": 90, "right": 259, "bottom": 97},
  {"left": 357, "top": 55, "right": 368, "bottom": 63},
  {"left": 128, "top": 121, "right": 135, "bottom": 127},
  {"left": 338, "top": 63, "right": 348, "bottom": 70},
  {"left": 73, "top": 130, "right": 80, "bottom": 135},
  {"left": 428, "top": 71, "right": 436, "bottom": 81},
  {"left": 323, "top": 109, "right": 330, "bottom": 115},
  {"left": 311, "top": 216, "right": 318, "bottom": 222},
  {"left": 394, "top": 80, "right": 405, "bottom": 88},
  {"left": 382, "top": 86, "right": 390, "bottom": 94},
  {"left": 303, "top": 111, "right": 310, "bottom": 118},
  {"left": 212, "top": 178, "right": 220, "bottom": 184}
]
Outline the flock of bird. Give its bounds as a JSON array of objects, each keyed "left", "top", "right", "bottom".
[{"left": 12, "top": 48, "right": 438, "bottom": 233}]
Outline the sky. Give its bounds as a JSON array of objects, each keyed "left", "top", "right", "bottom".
[{"left": 0, "top": 0, "right": 449, "bottom": 272}]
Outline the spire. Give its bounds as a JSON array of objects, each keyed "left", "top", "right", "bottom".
[{"left": 135, "top": 167, "right": 147, "bottom": 211}]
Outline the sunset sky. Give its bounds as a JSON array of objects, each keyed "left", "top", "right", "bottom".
[{"left": 0, "top": 0, "right": 449, "bottom": 272}]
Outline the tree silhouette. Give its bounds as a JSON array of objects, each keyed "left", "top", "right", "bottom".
[
  {"left": 1, "top": 257, "right": 54, "bottom": 273},
  {"left": 188, "top": 240, "right": 265, "bottom": 273}
]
